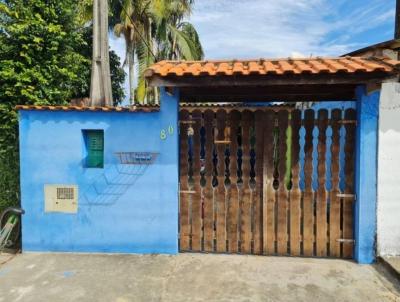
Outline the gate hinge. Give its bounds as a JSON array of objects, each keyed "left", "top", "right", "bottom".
[{"left": 336, "top": 239, "right": 355, "bottom": 244}]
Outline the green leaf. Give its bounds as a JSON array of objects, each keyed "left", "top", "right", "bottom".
[
  {"left": 136, "top": 77, "right": 146, "bottom": 104},
  {"left": 33, "top": 37, "right": 43, "bottom": 44}
]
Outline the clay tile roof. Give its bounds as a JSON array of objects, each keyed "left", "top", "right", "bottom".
[
  {"left": 15, "top": 104, "right": 160, "bottom": 113},
  {"left": 144, "top": 57, "right": 400, "bottom": 79},
  {"left": 216, "top": 62, "right": 232, "bottom": 75}
]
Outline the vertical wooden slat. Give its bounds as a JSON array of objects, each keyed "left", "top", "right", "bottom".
[
  {"left": 316, "top": 109, "right": 328, "bottom": 257},
  {"left": 254, "top": 110, "right": 265, "bottom": 254},
  {"left": 240, "top": 110, "right": 252, "bottom": 253},
  {"left": 191, "top": 110, "right": 202, "bottom": 251},
  {"left": 228, "top": 110, "right": 240, "bottom": 253},
  {"left": 277, "top": 110, "right": 289, "bottom": 255},
  {"left": 329, "top": 109, "right": 342, "bottom": 257},
  {"left": 263, "top": 111, "right": 275, "bottom": 254},
  {"left": 179, "top": 110, "right": 190, "bottom": 251},
  {"left": 203, "top": 110, "right": 214, "bottom": 252},
  {"left": 303, "top": 109, "right": 315, "bottom": 257},
  {"left": 343, "top": 109, "right": 356, "bottom": 258},
  {"left": 290, "top": 110, "right": 302, "bottom": 256},
  {"left": 224, "top": 122, "right": 232, "bottom": 251},
  {"left": 216, "top": 110, "right": 227, "bottom": 252}
]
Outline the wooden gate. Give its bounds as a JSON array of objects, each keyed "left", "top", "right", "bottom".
[{"left": 179, "top": 106, "right": 356, "bottom": 258}]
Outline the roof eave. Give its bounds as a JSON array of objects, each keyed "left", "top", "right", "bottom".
[
  {"left": 147, "top": 72, "right": 397, "bottom": 88},
  {"left": 343, "top": 39, "right": 400, "bottom": 57}
]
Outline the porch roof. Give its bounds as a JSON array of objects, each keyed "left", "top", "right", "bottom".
[{"left": 145, "top": 56, "right": 400, "bottom": 102}]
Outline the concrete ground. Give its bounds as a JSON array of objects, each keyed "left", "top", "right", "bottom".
[{"left": 0, "top": 253, "right": 399, "bottom": 302}]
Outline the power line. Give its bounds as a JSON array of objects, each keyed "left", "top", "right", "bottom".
[{"left": 117, "top": 0, "right": 157, "bottom": 61}]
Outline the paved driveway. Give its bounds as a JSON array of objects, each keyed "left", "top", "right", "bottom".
[{"left": 0, "top": 253, "right": 399, "bottom": 302}]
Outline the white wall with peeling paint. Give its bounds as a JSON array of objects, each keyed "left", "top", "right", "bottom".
[{"left": 377, "top": 82, "right": 400, "bottom": 256}]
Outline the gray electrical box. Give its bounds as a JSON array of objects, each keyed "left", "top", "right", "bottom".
[{"left": 44, "top": 185, "right": 78, "bottom": 213}]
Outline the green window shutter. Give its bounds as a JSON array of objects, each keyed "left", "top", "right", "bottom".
[{"left": 86, "top": 130, "right": 104, "bottom": 168}]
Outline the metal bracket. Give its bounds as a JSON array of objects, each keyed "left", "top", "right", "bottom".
[
  {"left": 337, "top": 193, "right": 356, "bottom": 200},
  {"left": 338, "top": 120, "right": 357, "bottom": 125},
  {"left": 336, "top": 239, "right": 355, "bottom": 244},
  {"left": 180, "top": 190, "right": 197, "bottom": 194},
  {"left": 214, "top": 140, "right": 231, "bottom": 144}
]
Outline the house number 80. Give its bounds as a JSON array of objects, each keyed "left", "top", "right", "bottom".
[{"left": 161, "top": 125, "right": 174, "bottom": 140}]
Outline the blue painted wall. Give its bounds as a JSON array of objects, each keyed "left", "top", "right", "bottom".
[
  {"left": 19, "top": 88, "right": 179, "bottom": 253},
  {"left": 354, "top": 86, "right": 380, "bottom": 264}
]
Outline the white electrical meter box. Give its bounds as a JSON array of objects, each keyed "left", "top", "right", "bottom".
[{"left": 44, "top": 185, "right": 78, "bottom": 213}]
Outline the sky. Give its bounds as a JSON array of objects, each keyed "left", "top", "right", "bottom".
[{"left": 110, "top": 0, "right": 397, "bottom": 97}]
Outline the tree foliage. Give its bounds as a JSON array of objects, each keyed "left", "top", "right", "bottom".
[
  {"left": 0, "top": 0, "right": 125, "bottom": 211},
  {"left": 112, "top": 0, "right": 203, "bottom": 104},
  {"left": 0, "top": 1, "right": 90, "bottom": 106}
]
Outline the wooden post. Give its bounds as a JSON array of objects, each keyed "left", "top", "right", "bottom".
[{"left": 90, "top": 0, "right": 113, "bottom": 106}]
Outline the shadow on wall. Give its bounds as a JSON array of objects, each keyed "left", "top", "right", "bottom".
[{"left": 80, "top": 163, "right": 154, "bottom": 206}]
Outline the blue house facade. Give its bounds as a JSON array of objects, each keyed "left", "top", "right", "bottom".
[
  {"left": 17, "top": 57, "right": 399, "bottom": 263},
  {"left": 19, "top": 89, "right": 179, "bottom": 254}
]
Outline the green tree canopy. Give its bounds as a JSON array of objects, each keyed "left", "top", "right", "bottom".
[
  {"left": 0, "top": 0, "right": 125, "bottom": 211},
  {"left": 0, "top": 0, "right": 89, "bottom": 106}
]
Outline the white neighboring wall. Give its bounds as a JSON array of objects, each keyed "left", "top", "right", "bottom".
[{"left": 377, "top": 82, "right": 400, "bottom": 256}]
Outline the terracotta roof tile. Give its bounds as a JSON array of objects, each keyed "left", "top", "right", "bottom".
[
  {"left": 248, "top": 61, "right": 261, "bottom": 74},
  {"left": 307, "top": 59, "right": 330, "bottom": 73},
  {"left": 186, "top": 62, "right": 202, "bottom": 76},
  {"left": 350, "top": 57, "right": 386, "bottom": 71},
  {"left": 262, "top": 61, "right": 278, "bottom": 74},
  {"left": 145, "top": 57, "right": 400, "bottom": 79},
  {"left": 15, "top": 105, "right": 160, "bottom": 113},
  {"left": 278, "top": 60, "right": 296, "bottom": 74},
  {"left": 200, "top": 62, "right": 217, "bottom": 76},
  {"left": 216, "top": 62, "right": 232, "bottom": 75},
  {"left": 232, "top": 62, "right": 245, "bottom": 74},
  {"left": 379, "top": 57, "right": 400, "bottom": 69},
  {"left": 322, "top": 59, "right": 349, "bottom": 73},
  {"left": 292, "top": 60, "right": 314, "bottom": 74}
]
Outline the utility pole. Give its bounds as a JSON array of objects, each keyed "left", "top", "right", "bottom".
[
  {"left": 396, "top": 0, "right": 400, "bottom": 39},
  {"left": 90, "top": 0, "right": 113, "bottom": 106}
]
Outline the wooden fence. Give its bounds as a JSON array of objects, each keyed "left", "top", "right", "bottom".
[{"left": 179, "top": 107, "right": 356, "bottom": 258}]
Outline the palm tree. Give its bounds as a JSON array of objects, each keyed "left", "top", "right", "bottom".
[
  {"left": 113, "top": 0, "right": 152, "bottom": 104},
  {"left": 153, "top": 0, "right": 203, "bottom": 61},
  {"left": 113, "top": 0, "right": 203, "bottom": 104},
  {"left": 77, "top": 0, "right": 93, "bottom": 25}
]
